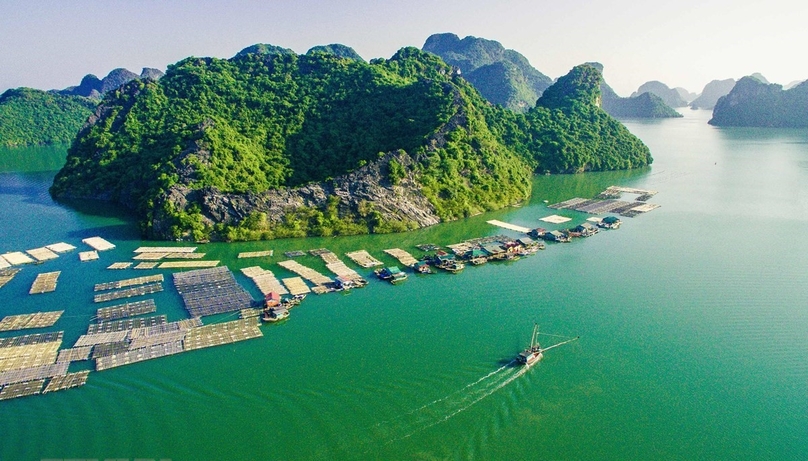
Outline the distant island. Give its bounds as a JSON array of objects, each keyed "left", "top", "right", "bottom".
[
  {"left": 422, "top": 33, "right": 554, "bottom": 112},
  {"left": 0, "top": 88, "right": 96, "bottom": 147},
  {"left": 709, "top": 76, "right": 808, "bottom": 127},
  {"left": 0, "top": 67, "right": 163, "bottom": 147},
  {"left": 50, "top": 46, "right": 651, "bottom": 241},
  {"left": 690, "top": 78, "right": 736, "bottom": 110},
  {"left": 585, "top": 63, "right": 681, "bottom": 118},
  {"left": 631, "top": 81, "right": 688, "bottom": 108}
]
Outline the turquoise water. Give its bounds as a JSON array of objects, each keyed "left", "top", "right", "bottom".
[{"left": 1, "top": 109, "right": 807, "bottom": 460}]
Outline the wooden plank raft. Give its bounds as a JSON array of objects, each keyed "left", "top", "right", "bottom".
[
  {"left": 29, "top": 271, "right": 61, "bottom": 294},
  {"left": 0, "top": 311, "right": 63, "bottom": 332}
]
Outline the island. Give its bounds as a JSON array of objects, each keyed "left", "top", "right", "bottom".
[
  {"left": 50, "top": 46, "right": 651, "bottom": 242},
  {"left": 709, "top": 76, "right": 808, "bottom": 127}
]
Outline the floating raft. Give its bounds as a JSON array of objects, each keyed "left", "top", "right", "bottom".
[
  {"left": 0, "top": 311, "right": 63, "bottom": 332},
  {"left": 29, "top": 271, "right": 61, "bottom": 295},
  {"left": 78, "top": 251, "right": 99, "bottom": 262},
  {"left": 45, "top": 242, "right": 76, "bottom": 253},
  {"left": 0, "top": 362, "right": 68, "bottom": 387},
  {"left": 0, "top": 332, "right": 62, "bottom": 348},
  {"left": 345, "top": 250, "right": 383, "bottom": 268},
  {"left": 158, "top": 260, "right": 220, "bottom": 269},
  {"left": 94, "top": 274, "right": 164, "bottom": 292},
  {"left": 82, "top": 236, "right": 116, "bottom": 251},
  {"left": 91, "top": 341, "right": 130, "bottom": 359},
  {"left": 0, "top": 268, "right": 21, "bottom": 289},
  {"left": 486, "top": 220, "right": 532, "bottom": 233},
  {"left": 241, "top": 266, "right": 288, "bottom": 295},
  {"left": 95, "top": 341, "right": 185, "bottom": 371},
  {"left": 0, "top": 343, "right": 61, "bottom": 373},
  {"left": 183, "top": 318, "right": 262, "bottom": 352},
  {"left": 284, "top": 250, "right": 305, "bottom": 258},
  {"left": 134, "top": 246, "right": 197, "bottom": 253},
  {"left": 0, "top": 255, "right": 9, "bottom": 269},
  {"left": 107, "top": 262, "right": 133, "bottom": 270},
  {"left": 383, "top": 248, "right": 419, "bottom": 267},
  {"left": 282, "top": 277, "right": 311, "bottom": 296},
  {"left": 596, "top": 185, "right": 658, "bottom": 201},
  {"left": 277, "top": 260, "right": 332, "bottom": 286},
  {"left": 539, "top": 214, "right": 572, "bottom": 224},
  {"left": 93, "top": 282, "right": 163, "bottom": 303},
  {"left": 56, "top": 346, "right": 93, "bottom": 363},
  {"left": 134, "top": 262, "right": 159, "bottom": 270},
  {"left": 87, "top": 315, "right": 167, "bottom": 334},
  {"left": 240, "top": 308, "right": 262, "bottom": 319},
  {"left": 127, "top": 318, "right": 201, "bottom": 349},
  {"left": 173, "top": 266, "right": 253, "bottom": 317},
  {"left": 317, "top": 251, "right": 364, "bottom": 282},
  {"left": 1, "top": 251, "right": 35, "bottom": 266},
  {"left": 95, "top": 299, "right": 157, "bottom": 322},
  {"left": 74, "top": 331, "right": 130, "bottom": 348},
  {"left": 317, "top": 251, "right": 340, "bottom": 264},
  {"left": 0, "top": 378, "right": 46, "bottom": 400},
  {"left": 26, "top": 247, "right": 59, "bottom": 262},
  {"left": 238, "top": 250, "right": 274, "bottom": 259},
  {"left": 43, "top": 371, "right": 90, "bottom": 393},
  {"left": 133, "top": 252, "right": 207, "bottom": 260}
]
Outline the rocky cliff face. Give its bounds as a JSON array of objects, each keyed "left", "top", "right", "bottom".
[{"left": 60, "top": 67, "right": 164, "bottom": 99}]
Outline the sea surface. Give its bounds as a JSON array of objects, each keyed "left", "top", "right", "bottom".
[{"left": 0, "top": 109, "right": 806, "bottom": 460}]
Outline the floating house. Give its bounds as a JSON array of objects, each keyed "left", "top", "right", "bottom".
[
  {"left": 598, "top": 216, "right": 622, "bottom": 229},
  {"left": 571, "top": 222, "right": 599, "bottom": 237},
  {"left": 541, "top": 230, "right": 571, "bottom": 243}
]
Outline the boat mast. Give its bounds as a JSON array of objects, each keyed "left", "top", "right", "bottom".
[{"left": 531, "top": 323, "right": 540, "bottom": 349}]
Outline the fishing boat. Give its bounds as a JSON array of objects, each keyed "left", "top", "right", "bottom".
[
  {"left": 517, "top": 323, "right": 579, "bottom": 367},
  {"left": 262, "top": 307, "right": 289, "bottom": 323},
  {"left": 375, "top": 266, "right": 408, "bottom": 284}
]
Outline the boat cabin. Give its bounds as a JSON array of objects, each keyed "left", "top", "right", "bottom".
[
  {"left": 571, "top": 222, "right": 599, "bottom": 237},
  {"left": 265, "top": 291, "right": 281, "bottom": 307}
]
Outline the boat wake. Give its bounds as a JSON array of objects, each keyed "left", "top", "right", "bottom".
[{"left": 367, "top": 361, "right": 528, "bottom": 447}]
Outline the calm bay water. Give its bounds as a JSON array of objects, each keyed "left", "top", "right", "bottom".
[{"left": 1, "top": 109, "right": 807, "bottom": 460}]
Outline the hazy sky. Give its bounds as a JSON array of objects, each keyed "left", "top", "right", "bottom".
[{"left": 2, "top": 0, "right": 807, "bottom": 96}]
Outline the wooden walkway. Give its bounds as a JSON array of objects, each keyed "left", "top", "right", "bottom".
[
  {"left": 345, "top": 250, "right": 383, "bottom": 268},
  {"left": 0, "top": 311, "right": 63, "bottom": 332},
  {"left": 82, "top": 237, "right": 116, "bottom": 251},
  {"left": 277, "top": 260, "right": 332, "bottom": 285},
  {"left": 29, "top": 271, "right": 61, "bottom": 295},
  {"left": 486, "top": 220, "right": 532, "bottom": 233},
  {"left": 383, "top": 248, "right": 419, "bottom": 267}
]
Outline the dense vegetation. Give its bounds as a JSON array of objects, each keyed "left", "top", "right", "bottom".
[
  {"left": 306, "top": 44, "right": 364, "bottom": 61},
  {"left": 422, "top": 33, "right": 553, "bottom": 112},
  {"left": 709, "top": 77, "right": 808, "bottom": 127},
  {"left": 51, "top": 46, "right": 651, "bottom": 241},
  {"left": 0, "top": 88, "right": 96, "bottom": 147}
]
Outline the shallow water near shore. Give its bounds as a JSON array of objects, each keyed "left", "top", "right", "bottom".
[{"left": 1, "top": 109, "right": 807, "bottom": 460}]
